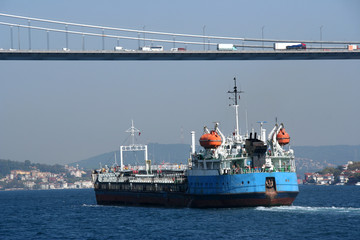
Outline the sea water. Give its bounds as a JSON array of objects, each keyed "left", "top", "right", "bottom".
[{"left": 0, "top": 185, "right": 359, "bottom": 240}]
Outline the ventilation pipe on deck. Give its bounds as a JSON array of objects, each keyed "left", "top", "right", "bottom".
[{"left": 191, "top": 131, "right": 196, "bottom": 154}]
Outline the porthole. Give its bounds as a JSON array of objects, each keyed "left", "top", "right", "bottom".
[{"left": 247, "top": 181, "right": 250, "bottom": 184}]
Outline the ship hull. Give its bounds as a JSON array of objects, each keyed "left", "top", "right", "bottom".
[
  {"left": 94, "top": 172, "right": 299, "bottom": 208},
  {"left": 95, "top": 190, "right": 298, "bottom": 208}
]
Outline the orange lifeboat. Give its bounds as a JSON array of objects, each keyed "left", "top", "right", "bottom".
[
  {"left": 199, "top": 130, "right": 222, "bottom": 149},
  {"left": 276, "top": 128, "right": 290, "bottom": 145}
]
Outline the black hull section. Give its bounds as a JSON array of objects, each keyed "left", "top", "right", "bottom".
[{"left": 95, "top": 190, "right": 298, "bottom": 208}]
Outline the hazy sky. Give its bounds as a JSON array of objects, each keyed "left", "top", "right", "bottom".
[{"left": 1, "top": 0, "right": 360, "bottom": 164}]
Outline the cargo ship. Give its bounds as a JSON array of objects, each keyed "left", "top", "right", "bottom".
[{"left": 92, "top": 78, "right": 299, "bottom": 208}]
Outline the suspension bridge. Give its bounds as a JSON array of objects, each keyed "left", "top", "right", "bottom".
[{"left": 0, "top": 13, "right": 359, "bottom": 61}]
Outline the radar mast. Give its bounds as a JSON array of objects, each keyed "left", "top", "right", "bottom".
[{"left": 228, "top": 77, "right": 243, "bottom": 140}]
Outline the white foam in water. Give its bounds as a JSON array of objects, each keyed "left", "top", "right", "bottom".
[
  {"left": 82, "top": 204, "right": 127, "bottom": 209},
  {"left": 82, "top": 204, "right": 101, "bottom": 207},
  {"left": 256, "top": 205, "right": 360, "bottom": 214}
]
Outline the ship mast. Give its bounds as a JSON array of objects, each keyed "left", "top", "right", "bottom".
[
  {"left": 228, "top": 77, "right": 242, "bottom": 140},
  {"left": 120, "top": 120, "right": 148, "bottom": 171}
]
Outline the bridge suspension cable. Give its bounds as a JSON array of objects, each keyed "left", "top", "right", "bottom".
[
  {"left": 0, "top": 21, "right": 218, "bottom": 46},
  {"left": 1, "top": 12, "right": 360, "bottom": 45},
  {"left": 0, "top": 13, "right": 245, "bottom": 42}
]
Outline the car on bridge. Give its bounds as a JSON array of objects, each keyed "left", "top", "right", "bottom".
[{"left": 170, "top": 47, "right": 186, "bottom": 51}]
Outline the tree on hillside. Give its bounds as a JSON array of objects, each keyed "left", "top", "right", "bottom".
[
  {"left": 24, "top": 160, "right": 31, "bottom": 168},
  {"left": 317, "top": 167, "right": 342, "bottom": 183},
  {"left": 317, "top": 167, "right": 342, "bottom": 176},
  {"left": 34, "top": 163, "right": 65, "bottom": 173},
  {"left": 0, "top": 159, "right": 66, "bottom": 177},
  {"left": 348, "top": 161, "right": 360, "bottom": 171},
  {"left": 4, "top": 179, "right": 25, "bottom": 189}
]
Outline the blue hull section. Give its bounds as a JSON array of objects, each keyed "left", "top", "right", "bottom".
[{"left": 187, "top": 172, "right": 298, "bottom": 195}]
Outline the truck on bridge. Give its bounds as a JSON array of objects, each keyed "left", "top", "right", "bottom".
[
  {"left": 217, "top": 44, "right": 237, "bottom": 51},
  {"left": 140, "top": 46, "right": 164, "bottom": 51},
  {"left": 274, "top": 43, "right": 306, "bottom": 50}
]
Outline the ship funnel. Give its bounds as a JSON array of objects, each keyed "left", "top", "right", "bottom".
[{"left": 257, "top": 121, "right": 267, "bottom": 142}]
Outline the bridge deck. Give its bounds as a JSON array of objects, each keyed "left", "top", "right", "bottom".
[{"left": 0, "top": 50, "right": 359, "bottom": 61}]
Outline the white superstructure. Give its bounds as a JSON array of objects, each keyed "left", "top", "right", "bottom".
[{"left": 188, "top": 77, "right": 295, "bottom": 176}]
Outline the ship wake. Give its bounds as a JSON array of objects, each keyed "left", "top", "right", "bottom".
[{"left": 256, "top": 205, "right": 360, "bottom": 215}]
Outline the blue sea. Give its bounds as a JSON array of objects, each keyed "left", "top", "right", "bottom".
[{"left": 1, "top": 185, "right": 359, "bottom": 240}]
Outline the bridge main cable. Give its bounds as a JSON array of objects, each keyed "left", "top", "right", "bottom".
[
  {"left": 2, "top": 12, "right": 360, "bottom": 44},
  {"left": 0, "top": 13, "right": 245, "bottom": 41},
  {"left": 0, "top": 21, "right": 221, "bottom": 46}
]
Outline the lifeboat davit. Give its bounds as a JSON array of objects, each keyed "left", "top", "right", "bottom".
[
  {"left": 276, "top": 128, "right": 290, "bottom": 145},
  {"left": 199, "top": 130, "right": 222, "bottom": 149}
]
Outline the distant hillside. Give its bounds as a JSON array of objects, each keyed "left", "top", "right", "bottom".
[
  {"left": 71, "top": 144, "right": 360, "bottom": 178},
  {"left": 293, "top": 145, "right": 360, "bottom": 177},
  {"left": 294, "top": 145, "right": 360, "bottom": 166}
]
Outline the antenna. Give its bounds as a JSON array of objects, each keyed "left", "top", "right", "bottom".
[
  {"left": 114, "top": 152, "right": 117, "bottom": 166},
  {"left": 125, "top": 119, "right": 141, "bottom": 146},
  {"left": 256, "top": 121, "right": 268, "bottom": 128},
  {"left": 180, "top": 126, "right": 184, "bottom": 144},
  {"left": 245, "top": 108, "right": 249, "bottom": 137}
]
